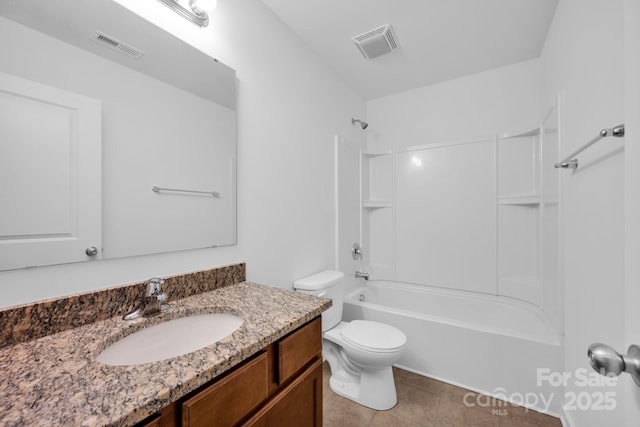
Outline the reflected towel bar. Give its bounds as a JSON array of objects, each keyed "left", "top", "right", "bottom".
[
  {"left": 152, "top": 186, "right": 220, "bottom": 197},
  {"left": 554, "top": 124, "right": 625, "bottom": 169}
]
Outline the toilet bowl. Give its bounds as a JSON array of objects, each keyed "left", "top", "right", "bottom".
[{"left": 294, "top": 270, "right": 407, "bottom": 410}]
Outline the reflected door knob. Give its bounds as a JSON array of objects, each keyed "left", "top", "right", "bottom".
[
  {"left": 588, "top": 343, "right": 640, "bottom": 387},
  {"left": 85, "top": 246, "right": 99, "bottom": 256}
]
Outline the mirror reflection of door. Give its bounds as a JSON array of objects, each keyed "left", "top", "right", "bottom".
[{"left": 0, "top": 72, "right": 102, "bottom": 270}]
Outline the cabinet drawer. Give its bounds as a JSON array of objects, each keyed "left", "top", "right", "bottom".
[
  {"left": 277, "top": 317, "right": 322, "bottom": 385},
  {"left": 182, "top": 351, "right": 269, "bottom": 427}
]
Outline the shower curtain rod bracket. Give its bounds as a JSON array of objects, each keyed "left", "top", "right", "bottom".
[{"left": 556, "top": 159, "right": 579, "bottom": 169}]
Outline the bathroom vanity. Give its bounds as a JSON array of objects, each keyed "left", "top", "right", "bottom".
[
  {"left": 0, "top": 266, "right": 330, "bottom": 426},
  {"left": 140, "top": 317, "right": 323, "bottom": 427}
]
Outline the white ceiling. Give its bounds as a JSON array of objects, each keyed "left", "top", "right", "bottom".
[{"left": 260, "top": 0, "right": 559, "bottom": 100}]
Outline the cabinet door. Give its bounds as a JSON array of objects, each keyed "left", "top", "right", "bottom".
[
  {"left": 242, "top": 359, "right": 323, "bottom": 427},
  {"left": 182, "top": 351, "right": 269, "bottom": 427},
  {"left": 0, "top": 71, "right": 101, "bottom": 270},
  {"left": 136, "top": 414, "right": 161, "bottom": 427}
]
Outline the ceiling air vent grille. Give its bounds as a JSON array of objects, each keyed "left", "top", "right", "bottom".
[
  {"left": 352, "top": 24, "right": 398, "bottom": 59},
  {"left": 91, "top": 31, "right": 144, "bottom": 60}
]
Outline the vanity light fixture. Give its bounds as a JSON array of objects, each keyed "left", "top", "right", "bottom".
[{"left": 157, "top": 0, "right": 217, "bottom": 27}]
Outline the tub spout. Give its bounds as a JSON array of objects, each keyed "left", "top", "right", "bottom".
[{"left": 355, "top": 271, "right": 369, "bottom": 280}]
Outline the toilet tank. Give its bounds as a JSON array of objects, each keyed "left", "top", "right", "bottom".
[{"left": 293, "top": 270, "right": 344, "bottom": 332}]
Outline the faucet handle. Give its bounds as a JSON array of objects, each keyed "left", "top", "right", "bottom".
[
  {"left": 156, "top": 292, "right": 168, "bottom": 303},
  {"left": 144, "top": 278, "right": 165, "bottom": 297}
]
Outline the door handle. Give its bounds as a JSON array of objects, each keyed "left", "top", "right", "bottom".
[
  {"left": 85, "top": 246, "right": 99, "bottom": 256},
  {"left": 587, "top": 343, "right": 640, "bottom": 386}
]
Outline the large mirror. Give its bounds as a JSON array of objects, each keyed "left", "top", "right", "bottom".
[{"left": 0, "top": 0, "right": 236, "bottom": 271}]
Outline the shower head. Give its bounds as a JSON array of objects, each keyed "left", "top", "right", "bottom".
[{"left": 351, "top": 118, "right": 369, "bottom": 130}]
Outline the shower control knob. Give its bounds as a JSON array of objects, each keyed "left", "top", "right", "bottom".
[
  {"left": 85, "top": 246, "right": 99, "bottom": 256},
  {"left": 352, "top": 243, "right": 363, "bottom": 260},
  {"left": 587, "top": 343, "right": 640, "bottom": 386}
]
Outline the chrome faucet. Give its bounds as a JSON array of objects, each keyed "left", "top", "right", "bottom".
[
  {"left": 355, "top": 271, "right": 369, "bottom": 280},
  {"left": 123, "top": 278, "right": 169, "bottom": 320}
]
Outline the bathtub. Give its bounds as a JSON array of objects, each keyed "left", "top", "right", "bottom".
[{"left": 342, "top": 281, "right": 563, "bottom": 415}]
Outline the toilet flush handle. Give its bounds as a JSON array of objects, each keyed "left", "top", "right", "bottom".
[{"left": 587, "top": 343, "right": 640, "bottom": 387}]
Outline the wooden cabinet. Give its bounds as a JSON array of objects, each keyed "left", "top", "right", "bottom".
[
  {"left": 241, "top": 359, "right": 322, "bottom": 427},
  {"left": 182, "top": 351, "right": 269, "bottom": 427},
  {"left": 136, "top": 317, "right": 322, "bottom": 427},
  {"left": 277, "top": 316, "right": 322, "bottom": 385},
  {"left": 137, "top": 414, "right": 161, "bottom": 427}
]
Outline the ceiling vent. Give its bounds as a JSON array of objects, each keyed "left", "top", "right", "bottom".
[
  {"left": 91, "top": 31, "right": 144, "bottom": 60},
  {"left": 352, "top": 24, "right": 398, "bottom": 59}
]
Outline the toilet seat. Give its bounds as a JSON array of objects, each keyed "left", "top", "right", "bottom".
[
  {"left": 294, "top": 271, "right": 406, "bottom": 410},
  {"left": 340, "top": 320, "right": 406, "bottom": 353}
]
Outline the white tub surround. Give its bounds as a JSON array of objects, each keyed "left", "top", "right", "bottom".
[{"left": 343, "top": 281, "right": 563, "bottom": 416}]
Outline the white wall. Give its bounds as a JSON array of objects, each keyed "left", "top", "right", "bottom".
[
  {"left": 0, "top": 0, "right": 365, "bottom": 308},
  {"left": 540, "top": 1, "right": 626, "bottom": 425},
  {"left": 366, "top": 58, "right": 541, "bottom": 152},
  {"left": 625, "top": 0, "right": 640, "bottom": 424}
]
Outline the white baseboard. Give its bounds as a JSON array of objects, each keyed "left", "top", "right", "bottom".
[{"left": 560, "top": 406, "right": 575, "bottom": 427}]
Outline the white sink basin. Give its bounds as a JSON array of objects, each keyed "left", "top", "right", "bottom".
[{"left": 96, "top": 313, "right": 244, "bottom": 366}]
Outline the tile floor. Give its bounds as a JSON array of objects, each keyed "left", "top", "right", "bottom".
[{"left": 322, "top": 363, "right": 562, "bottom": 427}]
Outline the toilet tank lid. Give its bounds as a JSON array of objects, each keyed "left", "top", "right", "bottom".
[{"left": 293, "top": 270, "right": 344, "bottom": 291}]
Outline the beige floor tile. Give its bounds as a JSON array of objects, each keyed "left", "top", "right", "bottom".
[
  {"left": 435, "top": 389, "right": 500, "bottom": 427},
  {"left": 497, "top": 403, "right": 561, "bottom": 427},
  {"left": 322, "top": 364, "right": 561, "bottom": 427},
  {"left": 371, "top": 410, "right": 435, "bottom": 427},
  {"left": 392, "top": 383, "right": 440, "bottom": 425},
  {"left": 323, "top": 394, "right": 376, "bottom": 427}
]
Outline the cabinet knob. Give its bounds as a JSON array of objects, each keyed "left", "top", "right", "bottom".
[{"left": 85, "top": 246, "right": 99, "bottom": 256}]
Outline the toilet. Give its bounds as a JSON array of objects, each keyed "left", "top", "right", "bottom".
[{"left": 294, "top": 270, "right": 406, "bottom": 410}]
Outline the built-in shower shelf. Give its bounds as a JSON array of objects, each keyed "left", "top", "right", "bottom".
[
  {"left": 362, "top": 149, "right": 393, "bottom": 157},
  {"left": 497, "top": 194, "right": 540, "bottom": 206},
  {"left": 363, "top": 200, "right": 392, "bottom": 208}
]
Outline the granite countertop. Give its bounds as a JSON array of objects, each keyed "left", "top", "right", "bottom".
[{"left": 0, "top": 282, "right": 331, "bottom": 427}]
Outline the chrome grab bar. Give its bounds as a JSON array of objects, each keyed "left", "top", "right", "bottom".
[
  {"left": 554, "top": 124, "right": 625, "bottom": 169},
  {"left": 152, "top": 186, "right": 220, "bottom": 198}
]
